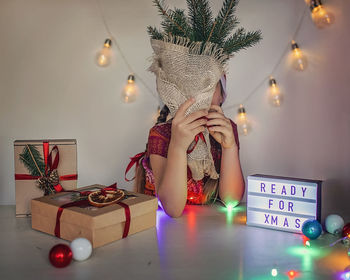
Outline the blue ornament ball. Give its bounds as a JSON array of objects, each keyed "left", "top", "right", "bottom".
[
  {"left": 325, "top": 214, "right": 344, "bottom": 234},
  {"left": 302, "top": 219, "right": 323, "bottom": 240}
]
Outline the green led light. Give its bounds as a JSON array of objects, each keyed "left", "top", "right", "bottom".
[
  {"left": 271, "top": 268, "right": 278, "bottom": 277},
  {"left": 226, "top": 200, "right": 239, "bottom": 211},
  {"left": 286, "top": 245, "right": 330, "bottom": 259}
]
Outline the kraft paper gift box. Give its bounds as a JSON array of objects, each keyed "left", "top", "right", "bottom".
[
  {"left": 31, "top": 184, "right": 158, "bottom": 248},
  {"left": 14, "top": 139, "right": 77, "bottom": 216}
]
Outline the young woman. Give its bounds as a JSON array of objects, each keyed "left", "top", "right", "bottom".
[{"left": 134, "top": 77, "right": 245, "bottom": 218}]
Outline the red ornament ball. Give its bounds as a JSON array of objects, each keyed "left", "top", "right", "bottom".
[
  {"left": 49, "top": 244, "right": 73, "bottom": 268},
  {"left": 342, "top": 223, "right": 350, "bottom": 238}
]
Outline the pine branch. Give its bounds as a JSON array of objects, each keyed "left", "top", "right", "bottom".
[
  {"left": 161, "top": 8, "right": 192, "bottom": 38},
  {"left": 19, "top": 144, "right": 45, "bottom": 177},
  {"left": 187, "top": 0, "right": 214, "bottom": 41},
  {"left": 223, "top": 29, "right": 262, "bottom": 55},
  {"left": 197, "top": 0, "right": 214, "bottom": 41},
  {"left": 211, "top": 0, "right": 239, "bottom": 45},
  {"left": 206, "top": 20, "right": 217, "bottom": 43},
  {"left": 153, "top": 0, "right": 189, "bottom": 38},
  {"left": 148, "top": 0, "right": 262, "bottom": 57},
  {"left": 147, "top": 26, "right": 164, "bottom": 40}
]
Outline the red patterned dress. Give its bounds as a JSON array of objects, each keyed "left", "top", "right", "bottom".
[{"left": 141, "top": 119, "right": 240, "bottom": 205}]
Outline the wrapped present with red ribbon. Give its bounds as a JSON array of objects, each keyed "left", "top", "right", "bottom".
[
  {"left": 14, "top": 139, "right": 78, "bottom": 216},
  {"left": 31, "top": 184, "right": 158, "bottom": 248}
]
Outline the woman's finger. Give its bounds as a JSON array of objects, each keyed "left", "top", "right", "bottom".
[
  {"left": 192, "top": 125, "right": 206, "bottom": 136},
  {"left": 207, "top": 111, "right": 226, "bottom": 120},
  {"left": 175, "top": 98, "right": 195, "bottom": 119},
  {"left": 187, "top": 118, "right": 207, "bottom": 130},
  {"left": 185, "top": 109, "right": 208, "bottom": 125},
  {"left": 207, "top": 118, "right": 231, "bottom": 128},
  {"left": 210, "top": 104, "right": 224, "bottom": 114},
  {"left": 208, "top": 125, "right": 231, "bottom": 135}
]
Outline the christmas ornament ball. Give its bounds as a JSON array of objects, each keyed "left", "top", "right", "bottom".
[
  {"left": 342, "top": 223, "right": 350, "bottom": 238},
  {"left": 49, "top": 244, "right": 72, "bottom": 268},
  {"left": 302, "top": 220, "right": 322, "bottom": 240},
  {"left": 70, "top": 237, "right": 92, "bottom": 261},
  {"left": 325, "top": 214, "right": 344, "bottom": 234}
]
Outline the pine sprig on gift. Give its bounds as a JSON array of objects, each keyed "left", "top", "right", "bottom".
[
  {"left": 19, "top": 144, "right": 45, "bottom": 177},
  {"left": 148, "top": 0, "right": 262, "bottom": 56}
]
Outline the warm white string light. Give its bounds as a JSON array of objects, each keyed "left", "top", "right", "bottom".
[
  {"left": 290, "top": 40, "right": 308, "bottom": 71},
  {"left": 94, "top": 1, "right": 332, "bottom": 136},
  {"left": 309, "top": 0, "right": 335, "bottom": 29},
  {"left": 96, "top": 38, "right": 112, "bottom": 67},
  {"left": 224, "top": 5, "right": 309, "bottom": 135},
  {"left": 95, "top": 0, "right": 158, "bottom": 101},
  {"left": 224, "top": 5, "right": 308, "bottom": 112}
]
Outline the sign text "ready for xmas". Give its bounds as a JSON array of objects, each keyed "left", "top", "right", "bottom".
[{"left": 246, "top": 175, "right": 322, "bottom": 233}]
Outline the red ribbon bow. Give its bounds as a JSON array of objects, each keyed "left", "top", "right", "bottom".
[
  {"left": 54, "top": 183, "right": 131, "bottom": 239},
  {"left": 125, "top": 152, "right": 146, "bottom": 182},
  {"left": 15, "top": 141, "right": 78, "bottom": 193},
  {"left": 187, "top": 132, "right": 206, "bottom": 154}
]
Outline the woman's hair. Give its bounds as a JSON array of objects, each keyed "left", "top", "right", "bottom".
[{"left": 156, "top": 105, "right": 170, "bottom": 124}]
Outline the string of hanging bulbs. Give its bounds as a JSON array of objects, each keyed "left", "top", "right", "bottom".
[
  {"left": 94, "top": 0, "right": 335, "bottom": 135},
  {"left": 232, "top": 0, "right": 335, "bottom": 136}
]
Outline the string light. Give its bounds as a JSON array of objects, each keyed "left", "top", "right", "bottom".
[
  {"left": 236, "top": 104, "right": 251, "bottom": 136},
  {"left": 309, "top": 0, "right": 335, "bottom": 29},
  {"left": 287, "top": 270, "right": 299, "bottom": 279},
  {"left": 121, "top": 74, "right": 138, "bottom": 103},
  {"left": 291, "top": 40, "right": 308, "bottom": 71},
  {"left": 96, "top": 0, "right": 159, "bottom": 103},
  {"left": 268, "top": 77, "right": 283, "bottom": 107},
  {"left": 96, "top": 39, "right": 112, "bottom": 67}
]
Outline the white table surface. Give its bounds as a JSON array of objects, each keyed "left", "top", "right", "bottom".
[{"left": 0, "top": 204, "right": 349, "bottom": 280}]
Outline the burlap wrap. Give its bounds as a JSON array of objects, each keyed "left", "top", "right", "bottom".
[{"left": 149, "top": 35, "right": 229, "bottom": 180}]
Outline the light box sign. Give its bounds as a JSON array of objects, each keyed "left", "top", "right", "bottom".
[{"left": 246, "top": 174, "right": 322, "bottom": 233}]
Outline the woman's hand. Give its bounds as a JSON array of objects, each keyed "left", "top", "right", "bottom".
[
  {"left": 207, "top": 105, "right": 236, "bottom": 149},
  {"left": 170, "top": 98, "right": 208, "bottom": 152}
]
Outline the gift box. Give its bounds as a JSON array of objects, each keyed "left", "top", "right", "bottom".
[
  {"left": 14, "top": 139, "right": 77, "bottom": 216},
  {"left": 31, "top": 184, "right": 158, "bottom": 248}
]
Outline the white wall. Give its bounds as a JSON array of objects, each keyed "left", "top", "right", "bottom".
[{"left": 1, "top": 0, "right": 349, "bottom": 220}]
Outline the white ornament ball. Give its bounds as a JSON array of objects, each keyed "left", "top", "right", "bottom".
[
  {"left": 70, "top": 238, "right": 92, "bottom": 261},
  {"left": 325, "top": 214, "right": 344, "bottom": 234}
]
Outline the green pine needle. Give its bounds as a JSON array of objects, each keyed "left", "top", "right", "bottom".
[
  {"left": 223, "top": 29, "right": 262, "bottom": 55},
  {"left": 210, "top": 0, "right": 239, "bottom": 44},
  {"left": 187, "top": 0, "right": 213, "bottom": 41},
  {"left": 152, "top": 0, "right": 191, "bottom": 38},
  {"left": 148, "top": 0, "right": 262, "bottom": 56},
  {"left": 19, "top": 144, "right": 45, "bottom": 177},
  {"left": 147, "top": 26, "right": 164, "bottom": 40}
]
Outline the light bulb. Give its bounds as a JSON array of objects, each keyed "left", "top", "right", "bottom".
[
  {"left": 121, "top": 74, "right": 138, "bottom": 103},
  {"left": 291, "top": 40, "right": 308, "bottom": 71},
  {"left": 268, "top": 77, "right": 283, "bottom": 107},
  {"left": 310, "top": 0, "right": 335, "bottom": 29},
  {"left": 236, "top": 104, "right": 251, "bottom": 136},
  {"left": 96, "top": 39, "right": 112, "bottom": 67}
]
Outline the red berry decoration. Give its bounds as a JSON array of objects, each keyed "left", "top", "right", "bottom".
[
  {"left": 342, "top": 223, "right": 350, "bottom": 238},
  {"left": 49, "top": 244, "right": 73, "bottom": 268}
]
